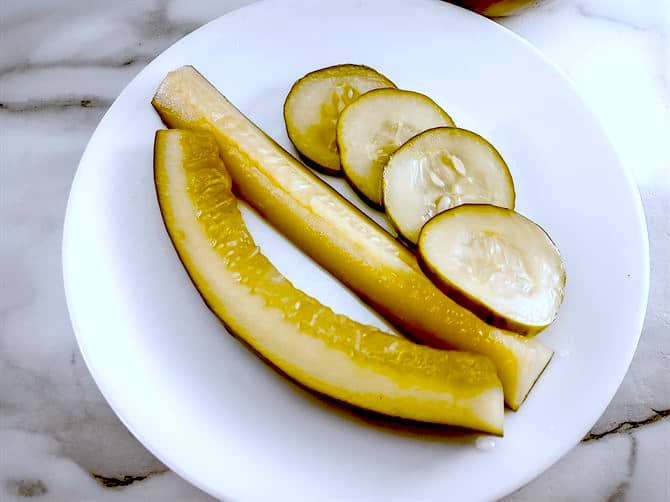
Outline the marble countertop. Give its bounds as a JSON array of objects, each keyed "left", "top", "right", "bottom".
[{"left": 1, "top": 0, "right": 668, "bottom": 500}]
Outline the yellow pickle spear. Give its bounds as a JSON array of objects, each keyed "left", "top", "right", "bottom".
[{"left": 154, "top": 128, "right": 504, "bottom": 434}]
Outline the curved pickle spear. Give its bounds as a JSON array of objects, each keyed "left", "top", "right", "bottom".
[
  {"left": 152, "top": 66, "right": 553, "bottom": 409},
  {"left": 154, "top": 129, "right": 504, "bottom": 433}
]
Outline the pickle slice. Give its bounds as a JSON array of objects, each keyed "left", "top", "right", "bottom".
[
  {"left": 152, "top": 66, "right": 553, "bottom": 409},
  {"left": 284, "top": 64, "right": 395, "bottom": 175},
  {"left": 337, "top": 88, "right": 455, "bottom": 208},
  {"left": 384, "top": 127, "right": 515, "bottom": 244},
  {"left": 154, "top": 129, "right": 504, "bottom": 433},
  {"left": 419, "top": 205, "right": 566, "bottom": 335}
]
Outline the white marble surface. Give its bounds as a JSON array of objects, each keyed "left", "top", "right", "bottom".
[{"left": 1, "top": 0, "right": 668, "bottom": 500}]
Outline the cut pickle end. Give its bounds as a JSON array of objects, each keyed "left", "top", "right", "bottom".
[
  {"left": 154, "top": 129, "right": 504, "bottom": 433},
  {"left": 152, "top": 66, "right": 553, "bottom": 409},
  {"left": 419, "top": 205, "right": 566, "bottom": 335},
  {"left": 284, "top": 64, "right": 395, "bottom": 175},
  {"left": 337, "top": 88, "right": 455, "bottom": 208},
  {"left": 384, "top": 127, "right": 515, "bottom": 244}
]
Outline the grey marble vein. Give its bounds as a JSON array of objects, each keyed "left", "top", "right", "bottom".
[
  {"left": 0, "top": 59, "right": 144, "bottom": 78},
  {"left": 0, "top": 98, "right": 113, "bottom": 112},
  {"left": 575, "top": 4, "right": 658, "bottom": 32},
  {"left": 91, "top": 469, "right": 169, "bottom": 488},
  {"left": 0, "top": 0, "right": 201, "bottom": 75},
  {"left": 584, "top": 408, "right": 670, "bottom": 442},
  {"left": 606, "top": 434, "right": 637, "bottom": 502}
]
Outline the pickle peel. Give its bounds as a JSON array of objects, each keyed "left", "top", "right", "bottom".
[
  {"left": 284, "top": 64, "right": 395, "bottom": 175},
  {"left": 152, "top": 66, "right": 553, "bottom": 409},
  {"left": 154, "top": 128, "right": 504, "bottom": 433}
]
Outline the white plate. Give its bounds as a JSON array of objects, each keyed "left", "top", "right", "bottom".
[{"left": 62, "top": 1, "right": 649, "bottom": 500}]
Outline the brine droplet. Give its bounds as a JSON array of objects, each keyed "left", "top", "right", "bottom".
[{"left": 475, "top": 436, "right": 497, "bottom": 451}]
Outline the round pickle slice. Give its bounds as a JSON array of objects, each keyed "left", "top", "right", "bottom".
[
  {"left": 383, "top": 127, "right": 515, "bottom": 244},
  {"left": 337, "top": 88, "right": 455, "bottom": 208},
  {"left": 284, "top": 64, "right": 395, "bottom": 175},
  {"left": 418, "top": 205, "right": 566, "bottom": 335}
]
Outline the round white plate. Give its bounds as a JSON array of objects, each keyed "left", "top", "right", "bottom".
[{"left": 63, "top": 1, "right": 649, "bottom": 500}]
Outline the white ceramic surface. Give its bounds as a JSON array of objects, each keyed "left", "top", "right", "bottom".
[{"left": 61, "top": 1, "right": 649, "bottom": 500}]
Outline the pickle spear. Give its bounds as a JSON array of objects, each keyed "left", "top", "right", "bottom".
[
  {"left": 284, "top": 64, "right": 395, "bottom": 175},
  {"left": 154, "top": 129, "right": 504, "bottom": 433},
  {"left": 152, "top": 66, "right": 553, "bottom": 409}
]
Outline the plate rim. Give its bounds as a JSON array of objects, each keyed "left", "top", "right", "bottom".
[{"left": 62, "top": 0, "right": 651, "bottom": 500}]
